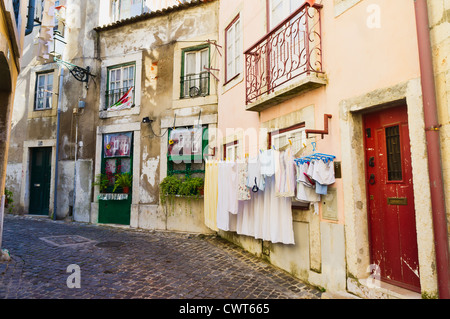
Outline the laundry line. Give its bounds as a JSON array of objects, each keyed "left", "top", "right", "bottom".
[{"left": 203, "top": 146, "right": 337, "bottom": 245}]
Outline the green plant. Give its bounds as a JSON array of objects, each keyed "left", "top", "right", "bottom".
[
  {"left": 160, "top": 175, "right": 204, "bottom": 204},
  {"left": 113, "top": 173, "right": 132, "bottom": 193},
  {"left": 178, "top": 177, "right": 204, "bottom": 197},
  {"left": 160, "top": 175, "right": 183, "bottom": 204},
  {"left": 94, "top": 173, "right": 109, "bottom": 193},
  {"left": 4, "top": 188, "right": 14, "bottom": 213}
]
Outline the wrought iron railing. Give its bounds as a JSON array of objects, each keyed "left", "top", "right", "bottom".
[
  {"left": 245, "top": 3, "right": 323, "bottom": 105},
  {"left": 180, "top": 72, "right": 210, "bottom": 98},
  {"left": 105, "top": 86, "right": 134, "bottom": 110}
]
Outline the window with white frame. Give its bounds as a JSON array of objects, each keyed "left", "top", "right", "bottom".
[
  {"left": 35, "top": 72, "right": 54, "bottom": 110},
  {"left": 110, "top": 0, "right": 143, "bottom": 22},
  {"left": 106, "top": 63, "right": 135, "bottom": 109},
  {"left": 223, "top": 140, "right": 240, "bottom": 161},
  {"left": 270, "top": 124, "right": 306, "bottom": 151},
  {"left": 181, "top": 45, "right": 210, "bottom": 98},
  {"left": 270, "top": 0, "right": 302, "bottom": 29},
  {"left": 225, "top": 15, "right": 241, "bottom": 83}
]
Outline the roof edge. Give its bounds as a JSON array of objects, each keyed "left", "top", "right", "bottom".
[{"left": 94, "top": 0, "right": 217, "bottom": 32}]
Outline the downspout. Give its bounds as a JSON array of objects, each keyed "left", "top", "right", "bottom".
[
  {"left": 414, "top": 0, "right": 450, "bottom": 299},
  {"left": 53, "top": 68, "right": 64, "bottom": 220},
  {"left": 25, "top": 0, "right": 35, "bottom": 36}
]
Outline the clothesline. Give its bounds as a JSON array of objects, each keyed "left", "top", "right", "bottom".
[{"left": 203, "top": 147, "right": 337, "bottom": 245}]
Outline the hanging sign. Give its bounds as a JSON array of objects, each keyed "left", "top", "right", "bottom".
[{"left": 104, "top": 132, "right": 132, "bottom": 158}]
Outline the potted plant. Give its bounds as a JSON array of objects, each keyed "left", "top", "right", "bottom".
[
  {"left": 113, "top": 173, "right": 132, "bottom": 193},
  {"left": 94, "top": 173, "right": 110, "bottom": 193},
  {"left": 160, "top": 175, "right": 183, "bottom": 204},
  {"left": 178, "top": 177, "right": 204, "bottom": 198}
]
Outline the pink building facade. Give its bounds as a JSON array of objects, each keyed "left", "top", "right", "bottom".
[{"left": 216, "top": 0, "right": 449, "bottom": 299}]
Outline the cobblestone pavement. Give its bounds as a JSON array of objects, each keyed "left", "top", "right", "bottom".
[{"left": 0, "top": 214, "right": 322, "bottom": 300}]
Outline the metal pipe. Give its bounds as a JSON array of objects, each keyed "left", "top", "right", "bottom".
[
  {"left": 53, "top": 68, "right": 64, "bottom": 220},
  {"left": 25, "top": 0, "right": 36, "bottom": 35},
  {"left": 414, "top": 0, "right": 450, "bottom": 299}
]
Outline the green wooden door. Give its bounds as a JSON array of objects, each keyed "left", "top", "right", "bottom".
[
  {"left": 29, "top": 147, "right": 52, "bottom": 216},
  {"left": 98, "top": 132, "right": 133, "bottom": 225}
]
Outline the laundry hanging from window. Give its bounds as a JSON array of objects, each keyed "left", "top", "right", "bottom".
[{"left": 204, "top": 147, "right": 336, "bottom": 244}]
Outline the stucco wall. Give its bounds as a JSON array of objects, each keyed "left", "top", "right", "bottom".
[{"left": 216, "top": 0, "right": 441, "bottom": 298}]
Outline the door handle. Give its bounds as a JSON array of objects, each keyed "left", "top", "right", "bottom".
[
  {"left": 34, "top": 183, "right": 41, "bottom": 187},
  {"left": 369, "top": 174, "right": 376, "bottom": 185},
  {"left": 369, "top": 157, "right": 375, "bottom": 167}
]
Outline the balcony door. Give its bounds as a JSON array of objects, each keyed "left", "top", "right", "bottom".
[
  {"left": 268, "top": 0, "right": 306, "bottom": 92},
  {"left": 269, "top": 0, "right": 300, "bottom": 29}
]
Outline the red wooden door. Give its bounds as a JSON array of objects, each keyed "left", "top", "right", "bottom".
[{"left": 363, "top": 105, "right": 421, "bottom": 292}]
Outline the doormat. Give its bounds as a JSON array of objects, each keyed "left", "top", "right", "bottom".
[{"left": 39, "top": 235, "right": 96, "bottom": 247}]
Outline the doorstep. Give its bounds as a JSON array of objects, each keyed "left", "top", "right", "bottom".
[{"left": 347, "top": 277, "right": 422, "bottom": 299}]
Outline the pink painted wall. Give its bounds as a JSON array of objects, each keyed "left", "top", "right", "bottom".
[{"left": 218, "top": 0, "right": 421, "bottom": 223}]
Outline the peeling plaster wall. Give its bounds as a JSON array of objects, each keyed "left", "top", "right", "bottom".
[{"left": 93, "top": 0, "right": 219, "bottom": 231}]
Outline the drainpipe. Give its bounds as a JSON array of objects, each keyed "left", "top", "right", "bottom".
[
  {"left": 25, "top": 0, "right": 35, "bottom": 36},
  {"left": 53, "top": 68, "right": 64, "bottom": 220},
  {"left": 414, "top": 0, "right": 450, "bottom": 299}
]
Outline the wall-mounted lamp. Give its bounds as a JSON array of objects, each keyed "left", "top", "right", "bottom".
[{"left": 142, "top": 117, "right": 153, "bottom": 124}]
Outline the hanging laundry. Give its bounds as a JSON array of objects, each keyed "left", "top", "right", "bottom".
[
  {"left": 260, "top": 149, "right": 276, "bottom": 177},
  {"left": 296, "top": 164, "right": 321, "bottom": 215},
  {"left": 266, "top": 175, "right": 295, "bottom": 244},
  {"left": 246, "top": 157, "right": 265, "bottom": 192},
  {"left": 275, "top": 148, "right": 296, "bottom": 197},
  {"left": 216, "top": 161, "right": 238, "bottom": 232},
  {"left": 204, "top": 160, "right": 219, "bottom": 232},
  {"left": 312, "top": 159, "right": 336, "bottom": 189},
  {"left": 237, "top": 162, "right": 251, "bottom": 201}
]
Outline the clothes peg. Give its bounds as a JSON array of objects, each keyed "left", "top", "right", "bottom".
[{"left": 312, "top": 142, "right": 317, "bottom": 152}]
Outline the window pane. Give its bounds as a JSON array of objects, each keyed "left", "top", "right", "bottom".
[
  {"left": 185, "top": 53, "right": 196, "bottom": 75},
  {"left": 201, "top": 50, "right": 209, "bottom": 70},
  {"left": 38, "top": 74, "right": 45, "bottom": 86},
  {"left": 386, "top": 126, "right": 403, "bottom": 181},
  {"left": 129, "top": 66, "right": 134, "bottom": 83}
]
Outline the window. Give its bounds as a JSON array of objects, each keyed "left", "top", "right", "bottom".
[
  {"left": 181, "top": 45, "right": 210, "bottom": 98},
  {"left": 225, "top": 15, "right": 241, "bottom": 82},
  {"left": 35, "top": 72, "right": 54, "bottom": 110},
  {"left": 269, "top": 123, "right": 306, "bottom": 151},
  {"left": 385, "top": 125, "right": 403, "bottom": 181},
  {"left": 269, "top": 0, "right": 302, "bottom": 29},
  {"left": 223, "top": 141, "right": 240, "bottom": 161},
  {"left": 106, "top": 63, "right": 135, "bottom": 109},
  {"left": 110, "top": 0, "right": 143, "bottom": 22},
  {"left": 167, "top": 126, "right": 208, "bottom": 176}
]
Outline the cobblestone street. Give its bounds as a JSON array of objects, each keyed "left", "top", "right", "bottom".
[{"left": 0, "top": 214, "right": 322, "bottom": 301}]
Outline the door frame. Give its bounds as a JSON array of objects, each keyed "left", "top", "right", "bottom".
[
  {"left": 338, "top": 80, "right": 438, "bottom": 296},
  {"left": 20, "top": 140, "right": 57, "bottom": 217}
]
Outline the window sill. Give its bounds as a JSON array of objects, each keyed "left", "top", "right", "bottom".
[
  {"left": 29, "top": 108, "right": 56, "bottom": 119},
  {"left": 99, "top": 106, "right": 140, "bottom": 119},
  {"left": 172, "top": 95, "right": 218, "bottom": 109}
]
